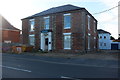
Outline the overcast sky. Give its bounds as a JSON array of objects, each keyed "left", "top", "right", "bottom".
[{"left": 0, "top": 0, "right": 119, "bottom": 39}]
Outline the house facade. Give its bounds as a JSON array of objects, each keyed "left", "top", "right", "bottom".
[
  {"left": 22, "top": 4, "right": 98, "bottom": 53},
  {"left": 98, "top": 29, "right": 111, "bottom": 49},
  {"left": 0, "top": 15, "right": 20, "bottom": 43}
]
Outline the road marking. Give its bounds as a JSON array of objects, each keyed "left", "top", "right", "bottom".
[
  {"left": 61, "top": 76, "right": 81, "bottom": 80},
  {"left": 0, "top": 65, "right": 31, "bottom": 73},
  {"left": 3, "top": 56, "right": 119, "bottom": 68}
]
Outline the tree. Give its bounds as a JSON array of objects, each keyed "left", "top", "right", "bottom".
[{"left": 110, "top": 36, "right": 115, "bottom": 40}]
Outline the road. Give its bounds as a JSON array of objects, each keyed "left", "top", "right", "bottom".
[{"left": 2, "top": 53, "right": 119, "bottom": 78}]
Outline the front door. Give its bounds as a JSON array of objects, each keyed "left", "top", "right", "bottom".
[
  {"left": 45, "top": 38, "right": 48, "bottom": 51},
  {"left": 41, "top": 32, "right": 52, "bottom": 51}
]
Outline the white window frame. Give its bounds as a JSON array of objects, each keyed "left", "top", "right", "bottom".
[
  {"left": 29, "top": 34, "right": 35, "bottom": 46},
  {"left": 88, "top": 15, "right": 91, "bottom": 30},
  {"left": 44, "top": 16, "right": 50, "bottom": 29},
  {"left": 94, "top": 37, "right": 96, "bottom": 48},
  {"left": 94, "top": 20, "right": 96, "bottom": 33},
  {"left": 29, "top": 19, "right": 35, "bottom": 31},
  {"left": 63, "top": 33, "right": 71, "bottom": 49},
  {"left": 88, "top": 33, "right": 91, "bottom": 50},
  {"left": 64, "top": 13, "right": 71, "bottom": 29}
]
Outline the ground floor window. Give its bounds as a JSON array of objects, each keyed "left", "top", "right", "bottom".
[
  {"left": 63, "top": 33, "right": 71, "bottom": 49},
  {"left": 29, "top": 34, "right": 35, "bottom": 46},
  {"left": 94, "top": 37, "right": 96, "bottom": 49},
  {"left": 88, "top": 33, "right": 91, "bottom": 50}
]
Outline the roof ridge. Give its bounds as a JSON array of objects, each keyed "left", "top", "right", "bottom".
[
  {"left": 97, "top": 29, "right": 111, "bottom": 35},
  {"left": 22, "top": 4, "right": 84, "bottom": 19}
]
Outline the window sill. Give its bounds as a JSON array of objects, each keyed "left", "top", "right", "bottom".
[
  {"left": 64, "top": 27, "right": 71, "bottom": 29},
  {"left": 30, "top": 30, "right": 34, "bottom": 32},
  {"left": 64, "top": 48, "right": 71, "bottom": 50}
]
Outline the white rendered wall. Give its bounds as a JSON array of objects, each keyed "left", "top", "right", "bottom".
[{"left": 98, "top": 33, "right": 111, "bottom": 49}]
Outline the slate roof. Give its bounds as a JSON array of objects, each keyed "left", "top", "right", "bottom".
[
  {"left": 0, "top": 15, "right": 20, "bottom": 31},
  {"left": 22, "top": 4, "right": 84, "bottom": 19},
  {"left": 97, "top": 29, "right": 111, "bottom": 35}
]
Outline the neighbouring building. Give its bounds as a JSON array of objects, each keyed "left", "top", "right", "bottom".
[
  {"left": 98, "top": 29, "right": 120, "bottom": 50},
  {"left": 22, "top": 4, "right": 98, "bottom": 53},
  {"left": 0, "top": 15, "right": 20, "bottom": 43},
  {"left": 110, "top": 40, "right": 120, "bottom": 50},
  {"left": 98, "top": 29, "right": 111, "bottom": 49}
]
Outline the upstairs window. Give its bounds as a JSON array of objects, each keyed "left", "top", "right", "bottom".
[
  {"left": 94, "top": 20, "right": 96, "bottom": 33},
  {"left": 104, "top": 36, "right": 106, "bottom": 39},
  {"left": 64, "top": 13, "right": 71, "bottom": 29},
  {"left": 30, "top": 19, "right": 35, "bottom": 31},
  {"left": 88, "top": 15, "right": 91, "bottom": 30},
  {"left": 44, "top": 16, "right": 50, "bottom": 29},
  {"left": 99, "top": 36, "right": 102, "bottom": 39}
]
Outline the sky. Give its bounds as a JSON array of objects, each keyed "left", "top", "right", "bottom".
[{"left": 0, "top": 0, "right": 119, "bottom": 39}]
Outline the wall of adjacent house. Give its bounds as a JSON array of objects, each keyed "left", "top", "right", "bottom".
[
  {"left": 2, "top": 30, "right": 20, "bottom": 43},
  {"left": 22, "top": 19, "right": 29, "bottom": 44},
  {"left": 110, "top": 40, "right": 120, "bottom": 50},
  {"left": 98, "top": 33, "right": 111, "bottom": 49}
]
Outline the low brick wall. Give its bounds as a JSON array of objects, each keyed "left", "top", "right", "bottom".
[{"left": 2, "top": 43, "right": 21, "bottom": 53}]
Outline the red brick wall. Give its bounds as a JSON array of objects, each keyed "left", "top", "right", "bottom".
[
  {"left": 22, "top": 19, "right": 29, "bottom": 44},
  {"left": 85, "top": 12, "right": 98, "bottom": 51},
  {"left": 2, "top": 30, "right": 20, "bottom": 43},
  {"left": 55, "top": 13, "right": 63, "bottom": 50},
  {"left": 22, "top": 9, "right": 98, "bottom": 53}
]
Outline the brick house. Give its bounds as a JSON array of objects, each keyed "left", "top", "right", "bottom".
[
  {"left": 0, "top": 15, "right": 20, "bottom": 43},
  {"left": 22, "top": 4, "right": 98, "bottom": 53}
]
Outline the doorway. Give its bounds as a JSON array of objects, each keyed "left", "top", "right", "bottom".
[
  {"left": 45, "top": 38, "right": 48, "bottom": 51},
  {"left": 41, "top": 32, "right": 52, "bottom": 51}
]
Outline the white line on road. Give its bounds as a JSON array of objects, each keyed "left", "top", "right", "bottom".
[
  {"left": 0, "top": 65, "right": 31, "bottom": 73},
  {"left": 61, "top": 76, "right": 81, "bottom": 80}
]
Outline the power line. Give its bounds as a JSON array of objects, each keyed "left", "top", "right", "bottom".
[{"left": 92, "top": 5, "right": 120, "bottom": 15}]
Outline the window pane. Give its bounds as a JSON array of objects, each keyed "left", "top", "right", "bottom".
[
  {"left": 104, "top": 43, "right": 106, "bottom": 46},
  {"left": 29, "top": 35, "right": 35, "bottom": 46},
  {"left": 44, "top": 18, "right": 49, "bottom": 29},
  {"left": 88, "top": 15, "right": 90, "bottom": 30},
  {"left": 64, "top": 15, "right": 71, "bottom": 28},
  {"left": 30, "top": 20, "right": 34, "bottom": 31},
  {"left": 88, "top": 36, "right": 90, "bottom": 49},
  {"left": 104, "top": 36, "right": 106, "bottom": 39},
  {"left": 94, "top": 21, "right": 96, "bottom": 33},
  {"left": 64, "top": 35, "right": 71, "bottom": 49}
]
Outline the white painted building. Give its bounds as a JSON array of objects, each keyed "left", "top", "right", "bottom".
[{"left": 98, "top": 29, "right": 111, "bottom": 49}]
